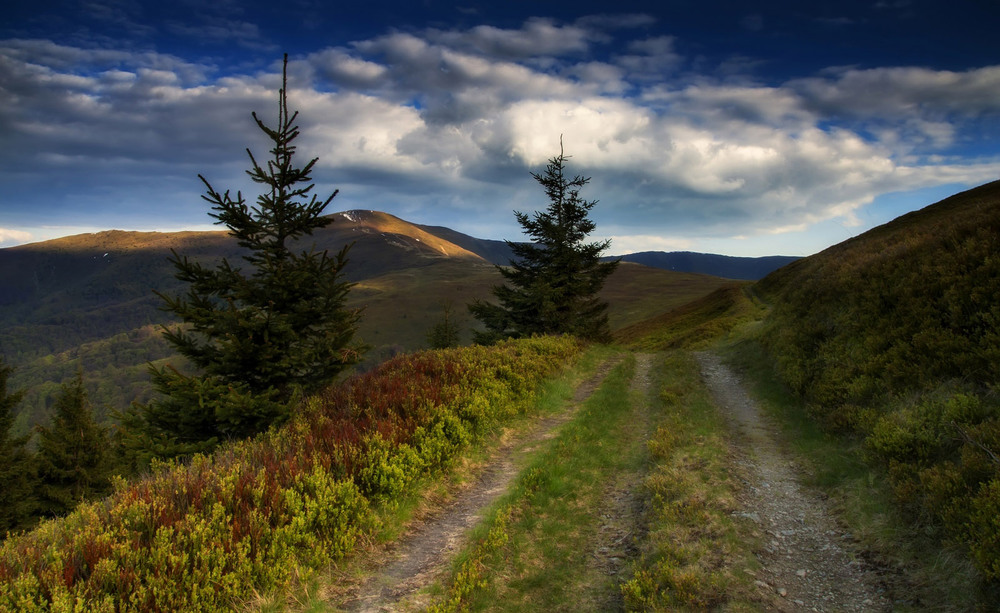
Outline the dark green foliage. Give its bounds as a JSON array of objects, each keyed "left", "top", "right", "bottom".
[
  {"left": 757, "top": 181, "right": 1000, "bottom": 408},
  {"left": 0, "top": 357, "right": 34, "bottom": 532},
  {"left": 470, "top": 142, "right": 618, "bottom": 343},
  {"left": 756, "top": 180, "right": 1000, "bottom": 585},
  {"left": 427, "top": 302, "right": 461, "bottom": 349},
  {"left": 35, "top": 372, "right": 111, "bottom": 519},
  {"left": 129, "top": 56, "right": 365, "bottom": 460}
]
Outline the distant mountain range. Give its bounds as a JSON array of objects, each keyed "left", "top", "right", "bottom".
[{"left": 609, "top": 251, "right": 799, "bottom": 281}]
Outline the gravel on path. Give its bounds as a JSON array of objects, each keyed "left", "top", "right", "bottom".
[{"left": 696, "top": 351, "right": 891, "bottom": 613}]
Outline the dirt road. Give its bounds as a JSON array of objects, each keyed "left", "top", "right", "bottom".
[{"left": 697, "top": 352, "right": 890, "bottom": 612}]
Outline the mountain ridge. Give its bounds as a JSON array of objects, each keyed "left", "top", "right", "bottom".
[{"left": 0, "top": 210, "right": 734, "bottom": 432}]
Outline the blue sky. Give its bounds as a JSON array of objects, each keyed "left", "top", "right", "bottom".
[{"left": 1, "top": 0, "right": 998, "bottom": 256}]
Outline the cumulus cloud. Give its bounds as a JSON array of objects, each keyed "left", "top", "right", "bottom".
[
  {"left": 426, "top": 17, "right": 595, "bottom": 59},
  {"left": 1, "top": 15, "right": 998, "bottom": 251}
]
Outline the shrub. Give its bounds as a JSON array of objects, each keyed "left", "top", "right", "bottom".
[{"left": 0, "top": 336, "right": 582, "bottom": 611}]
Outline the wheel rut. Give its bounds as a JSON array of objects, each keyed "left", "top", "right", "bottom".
[
  {"left": 696, "top": 351, "right": 890, "bottom": 612},
  {"left": 338, "top": 354, "right": 624, "bottom": 612}
]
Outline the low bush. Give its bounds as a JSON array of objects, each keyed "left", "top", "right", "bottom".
[{"left": 0, "top": 335, "right": 582, "bottom": 612}]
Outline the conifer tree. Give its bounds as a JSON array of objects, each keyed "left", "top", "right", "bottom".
[
  {"left": 469, "top": 141, "right": 619, "bottom": 343},
  {"left": 427, "top": 302, "right": 461, "bottom": 349},
  {"left": 35, "top": 372, "right": 111, "bottom": 518},
  {"left": 0, "top": 357, "right": 34, "bottom": 532},
  {"left": 127, "top": 55, "right": 364, "bottom": 460}
]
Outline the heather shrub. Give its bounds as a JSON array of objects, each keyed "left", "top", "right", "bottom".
[{"left": 0, "top": 335, "right": 582, "bottom": 611}]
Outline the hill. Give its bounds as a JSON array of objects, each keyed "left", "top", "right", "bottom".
[
  {"left": 752, "top": 179, "right": 1000, "bottom": 591},
  {"left": 0, "top": 212, "right": 731, "bottom": 434},
  {"left": 756, "top": 179, "right": 1000, "bottom": 405},
  {"left": 614, "top": 251, "right": 799, "bottom": 280}
]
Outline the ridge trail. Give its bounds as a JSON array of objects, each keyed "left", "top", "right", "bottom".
[
  {"left": 696, "top": 351, "right": 890, "bottom": 612},
  {"left": 338, "top": 354, "right": 625, "bottom": 612}
]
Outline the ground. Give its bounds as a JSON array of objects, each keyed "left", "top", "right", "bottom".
[{"left": 319, "top": 350, "right": 891, "bottom": 612}]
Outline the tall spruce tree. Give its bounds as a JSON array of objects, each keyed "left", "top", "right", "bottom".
[
  {"left": 35, "top": 372, "right": 111, "bottom": 518},
  {"left": 127, "top": 55, "right": 364, "bottom": 460},
  {"left": 469, "top": 141, "right": 619, "bottom": 344},
  {"left": 0, "top": 357, "right": 34, "bottom": 532}
]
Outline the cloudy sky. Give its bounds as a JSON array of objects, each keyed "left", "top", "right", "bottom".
[{"left": 1, "top": 0, "right": 998, "bottom": 256}]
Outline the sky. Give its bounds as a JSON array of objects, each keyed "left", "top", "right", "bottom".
[{"left": 1, "top": 1, "right": 998, "bottom": 256}]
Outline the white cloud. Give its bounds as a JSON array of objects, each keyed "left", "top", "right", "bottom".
[
  {"left": 791, "top": 66, "right": 1000, "bottom": 126},
  {"left": 1, "top": 17, "right": 998, "bottom": 255},
  {"left": 427, "top": 17, "right": 594, "bottom": 58},
  {"left": 0, "top": 228, "right": 32, "bottom": 246}
]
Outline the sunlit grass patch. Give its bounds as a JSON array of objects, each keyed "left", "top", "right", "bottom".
[
  {"left": 621, "top": 351, "right": 764, "bottom": 612},
  {"left": 428, "top": 354, "right": 640, "bottom": 612}
]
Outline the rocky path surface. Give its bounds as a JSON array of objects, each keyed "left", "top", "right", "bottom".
[
  {"left": 338, "top": 355, "right": 624, "bottom": 612},
  {"left": 696, "top": 352, "right": 890, "bottom": 612}
]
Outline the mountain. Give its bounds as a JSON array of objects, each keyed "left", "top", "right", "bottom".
[
  {"left": 410, "top": 225, "right": 797, "bottom": 280},
  {"left": 0, "top": 211, "right": 731, "bottom": 434},
  {"left": 612, "top": 251, "right": 799, "bottom": 280}
]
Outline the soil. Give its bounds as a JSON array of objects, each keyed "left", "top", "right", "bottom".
[
  {"left": 696, "top": 351, "right": 891, "bottom": 612},
  {"left": 336, "top": 355, "right": 624, "bottom": 612}
]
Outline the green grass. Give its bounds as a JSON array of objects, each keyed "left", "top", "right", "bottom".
[
  {"left": 427, "top": 354, "right": 641, "bottom": 612},
  {"left": 619, "top": 351, "right": 763, "bottom": 612},
  {"left": 615, "top": 284, "right": 765, "bottom": 352},
  {"left": 427, "top": 350, "right": 767, "bottom": 612}
]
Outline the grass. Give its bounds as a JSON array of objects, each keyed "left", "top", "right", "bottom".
[
  {"left": 426, "top": 350, "right": 766, "bottom": 612},
  {"left": 615, "top": 284, "right": 764, "bottom": 352},
  {"left": 245, "top": 344, "right": 615, "bottom": 613},
  {"left": 619, "top": 351, "right": 764, "bottom": 612},
  {"left": 427, "top": 354, "right": 641, "bottom": 612}
]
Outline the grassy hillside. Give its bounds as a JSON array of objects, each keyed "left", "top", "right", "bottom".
[
  {"left": 756, "top": 180, "right": 1000, "bottom": 407},
  {"left": 753, "top": 180, "right": 1000, "bottom": 592},
  {"left": 615, "top": 283, "right": 764, "bottom": 351},
  {"left": 0, "top": 337, "right": 583, "bottom": 612},
  {"left": 0, "top": 216, "right": 730, "bottom": 435}
]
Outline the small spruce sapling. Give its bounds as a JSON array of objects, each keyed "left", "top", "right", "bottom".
[{"left": 35, "top": 372, "right": 111, "bottom": 518}]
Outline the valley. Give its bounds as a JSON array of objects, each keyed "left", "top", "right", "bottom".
[{"left": 0, "top": 211, "right": 739, "bottom": 434}]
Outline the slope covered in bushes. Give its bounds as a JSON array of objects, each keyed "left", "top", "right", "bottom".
[
  {"left": 755, "top": 181, "right": 1000, "bottom": 585},
  {"left": 0, "top": 336, "right": 581, "bottom": 612}
]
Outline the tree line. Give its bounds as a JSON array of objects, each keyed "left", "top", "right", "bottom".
[{"left": 1, "top": 54, "right": 617, "bottom": 534}]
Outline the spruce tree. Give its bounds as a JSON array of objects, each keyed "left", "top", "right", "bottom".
[
  {"left": 0, "top": 357, "right": 34, "bottom": 532},
  {"left": 427, "top": 302, "right": 461, "bottom": 349},
  {"left": 127, "top": 55, "right": 364, "bottom": 460},
  {"left": 35, "top": 372, "right": 111, "bottom": 518},
  {"left": 469, "top": 141, "right": 619, "bottom": 343}
]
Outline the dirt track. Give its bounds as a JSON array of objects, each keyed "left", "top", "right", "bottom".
[
  {"left": 338, "top": 355, "right": 624, "bottom": 612},
  {"left": 697, "top": 351, "right": 890, "bottom": 612}
]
